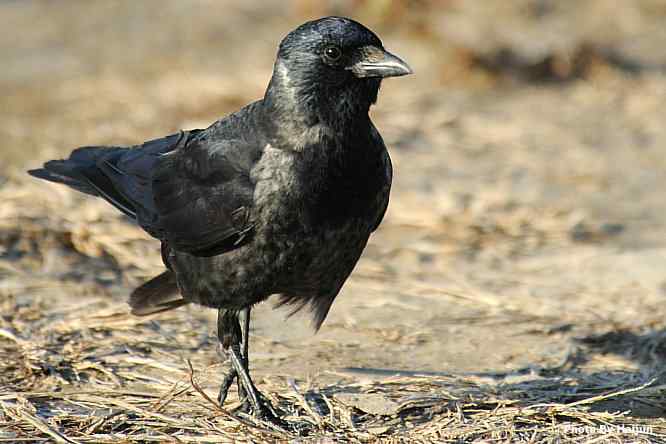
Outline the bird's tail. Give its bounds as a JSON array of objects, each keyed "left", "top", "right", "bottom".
[
  {"left": 28, "top": 145, "right": 138, "bottom": 218},
  {"left": 129, "top": 270, "right": 188, "bottom": 316},
  {"left": 28, "top": 146, "right": 111, "bottom": 195}
]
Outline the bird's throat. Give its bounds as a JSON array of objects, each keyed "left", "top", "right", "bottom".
[{"left": 264, "top": 61, "right": 379, "bottom": 136}]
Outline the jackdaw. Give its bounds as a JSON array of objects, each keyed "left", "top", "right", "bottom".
[{"left": 29, "top": 16, "right": 411, "bottom": 420}]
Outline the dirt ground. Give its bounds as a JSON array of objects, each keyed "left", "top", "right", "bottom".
[{"left": 2, "top": 1, "right": 666, "bottom": 442}]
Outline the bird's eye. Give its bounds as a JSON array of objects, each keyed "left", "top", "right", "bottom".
[{"left": 323, "top": 45, "right": 343, "bottom": 62}]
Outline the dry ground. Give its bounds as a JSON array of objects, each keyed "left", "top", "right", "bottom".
[{"left": 2, "top": 1, "right": 666, "bottom": 442}]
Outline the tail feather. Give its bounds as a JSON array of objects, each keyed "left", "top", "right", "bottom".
[
  {"left": 28, "top": 146, "right": 138, "bottom": 218},
  {"left": 129, "top": 270, "right": 188, "bottom": 316},
  {"left": 28, "top": 164, "right": 97, "bottom": 196}
]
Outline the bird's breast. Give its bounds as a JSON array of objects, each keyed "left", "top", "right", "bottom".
[
  {"left": 250, "top": 132, "right": 390, "bottom": 230},
  {"left": 299, "top": 142, "right": 389, "bottom": 228},
  {"left": 241, "top": 139, "right": 391, "bottom": 298}
]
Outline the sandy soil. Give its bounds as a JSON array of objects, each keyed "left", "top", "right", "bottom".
[{"left": 2, "top": 1, "right": 666, "bottom": 441}]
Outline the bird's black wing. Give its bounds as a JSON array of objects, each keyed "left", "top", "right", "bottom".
[
  {"left": 28, "top": 131, "right": 191, "bottom": 225},
  {"left": 30, "top": 126, "right": 262, "bottom": 258},
  {"left": 99, "top": 132, "right": 194, "bottom": 228},
  {"left": 149, "top": 132, "right": 262, "bottom": 257}
]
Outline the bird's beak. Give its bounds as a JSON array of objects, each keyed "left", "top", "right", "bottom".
[{"left": 350, "top": 46, "right": 413, "bottom": 79}]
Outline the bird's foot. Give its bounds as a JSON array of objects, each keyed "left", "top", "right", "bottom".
[
  {"left": 218, "top": 376, "right": 284, "bottom": 426},
  {"left": 217, "top": 366, "right": 240, "bottom": 406},
  {"left": 217, "top": 350, "right": 283, "bottom": 425},
  {"left": 235, "top": 388, "right": 282, "bottom": 423}
]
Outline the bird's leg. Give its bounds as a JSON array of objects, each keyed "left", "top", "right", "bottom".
[
  {"left": 228, "top": 307, "right": 282, "bottom": 422},
  {"left": 236, "top": 307, "right": 251, "bottom": 411},
  {"left": 216, "top": 308, "right": 250, "bottom": 410},
  {"left": 240, "top": 307, "right": 250, "bottom": 372},
  {"left": 216, "top": 309, "right": 242, "bottom": 406},
  {"left": 217, "top": 308, "right": 281, "bottom": 422}
]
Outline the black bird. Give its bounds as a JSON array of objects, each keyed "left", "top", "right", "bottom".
[{"left": 29, "top": 16, "right": 411, "bottom": 420}]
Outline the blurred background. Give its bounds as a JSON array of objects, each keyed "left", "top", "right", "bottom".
[{"left": 3, "top": 0, "right": 666, "bottom": 432}]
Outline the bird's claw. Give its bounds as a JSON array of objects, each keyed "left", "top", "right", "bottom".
[
  {"left": 217, "top": 352, "right": 282, "bottom": 424},
  {"left": 236, "top": 389, "right": 280, "bottom": 419},
  {"left": 217, "top": 368, "right": 238, "bottom": 406}
]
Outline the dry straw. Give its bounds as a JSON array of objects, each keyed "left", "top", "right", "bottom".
[{"left": 2, "top": 180, "right": 666, "bottom": 443}]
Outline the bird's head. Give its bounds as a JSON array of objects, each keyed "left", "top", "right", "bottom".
[{"left": 265, "top": 17, "right": 412, "bottom": 129}]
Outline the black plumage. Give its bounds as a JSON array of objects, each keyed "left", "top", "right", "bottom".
[{"left": 29, "top": 16, "right": 411, "bottom": 420}]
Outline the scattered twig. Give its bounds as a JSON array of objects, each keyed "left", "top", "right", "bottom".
[
  {"left": 288, "top": 378, "right": 323, "bottom": 427},
  {"left": 4, "top": 402, "right": 80, "bottom": 444},
  {"left": 185, "top": 359, "right": 289, "bottom": 439}
]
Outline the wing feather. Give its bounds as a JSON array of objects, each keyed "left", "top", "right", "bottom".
[{"left": 150, "top": 135, "right": 261, "bottom": 256}]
